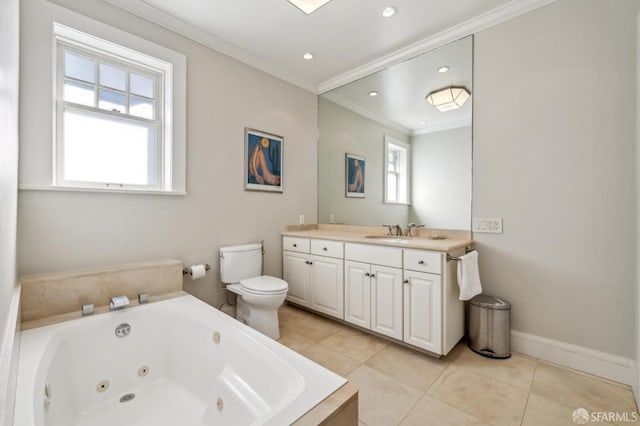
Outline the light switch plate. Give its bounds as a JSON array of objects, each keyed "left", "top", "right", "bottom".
[
  {"left": 299, "top": 214, "right": 305, "bottom": 225},
  {"left": 473, "top": 218, "right": 503, "bottom": 234}
]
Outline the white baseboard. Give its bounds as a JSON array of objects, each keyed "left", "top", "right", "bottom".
[
  {"left": 631, "top": 362, "right": 640, "bottom": 408},
  {"left": 511, "top": 330, "right": 635, "bottom": 386}
]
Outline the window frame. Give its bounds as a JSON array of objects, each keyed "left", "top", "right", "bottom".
[
  {"left": 384, "top": 135, "right": 411, "bottom": 205},
  {"left": 53, "top": 23, "right": 174, "bottom": 192}
]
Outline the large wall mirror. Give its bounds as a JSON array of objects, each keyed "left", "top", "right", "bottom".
[{"left": 318, "top": 36, "right": 473, "bottom": 230}]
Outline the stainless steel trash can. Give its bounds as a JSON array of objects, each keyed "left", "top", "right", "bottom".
[{"left": 468, "top": 295, "right": 511, "bottom": 359}]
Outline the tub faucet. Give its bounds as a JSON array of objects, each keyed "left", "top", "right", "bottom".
[{"left": 109, "top": 295, "right": 130, "bottom": 311}]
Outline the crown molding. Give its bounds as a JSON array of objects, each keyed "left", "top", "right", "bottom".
[
  {"left": 104, "top": 0, "right": 555, "bottom": 94},
  {"left": 322, "top": 93, "right": 411, "bottom": 136},
  {"left": 102, "top": 0, "right": 318, "bottom": 93},
  {"left": 318, "top": 0, "right": 556, "bottom": 93},
  {"left": 411, "top": 118, "right": 472, "bottom": 136}
]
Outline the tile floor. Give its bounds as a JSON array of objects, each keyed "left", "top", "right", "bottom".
[{"left": 277, "top": 303, "right": 639, "bottom": 426}]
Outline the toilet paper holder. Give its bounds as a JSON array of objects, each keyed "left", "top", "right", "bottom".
[{"left": 182, "top": 264, "right": 211, "bottom": 276}]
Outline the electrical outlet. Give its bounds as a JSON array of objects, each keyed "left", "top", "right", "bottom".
[
  {"left": 299, "top": 214, "right": 305, "bottom": 225},
  {"left": 473, "top": 218, "right": 503, "bottom": 234},
  {"left": 329, "top": 214, "right": 335, "bottom": 224}
]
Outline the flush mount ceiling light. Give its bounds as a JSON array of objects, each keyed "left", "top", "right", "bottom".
[
  {"left": 381, "top": 6, "right": 397, "bottom": 18},
  {"left": 287, "top": 0, "right": 332, "bottom": 15},
  {"left": 303, "top": 52, "right": 315, "bottom": 60},
  {"left": 426, "top": 86, "right": 470, "bottom": 112},
  {"left": 369, "top": 91, "right": 379, "bottom": 97},
  {"left": 437, "top": 65, "right": 450, "bottom": 73}
]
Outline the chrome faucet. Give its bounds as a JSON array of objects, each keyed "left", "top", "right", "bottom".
[
  {"left": 405, "top": 223, "right": 425, "bottom": 237},
  {"left": 109, "top": 295, "right": 130, "bottom": 311},
  {"left": 392, "top": 224, "right": 403, "bottom": 236}
]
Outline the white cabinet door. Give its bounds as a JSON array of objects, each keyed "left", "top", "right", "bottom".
[
  {"left": 370, "top": 265, "right": 403, "bottom": 340},
  {"left": 283, "top": 250, "right": 310, "bottom": 307},
  {"left": 403, "top": 270, "right": 442, "bottom": 354},
  {"left": 344, "top": 261, "right": 371, "bottom": 329},
  {"left": 309, "top": 255, "right": 344, "bottom": 320}
]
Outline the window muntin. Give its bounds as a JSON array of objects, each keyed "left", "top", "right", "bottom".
[{"left": 54, "top": 25, "right": 171, "bottom": 191}]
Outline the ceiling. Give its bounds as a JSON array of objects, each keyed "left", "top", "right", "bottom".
[
  {"left": 322, "top": 36, "right": 472, "bottom": 135},
  {"left": 104, "top": 0, "right": 553, "bottom": 93}
]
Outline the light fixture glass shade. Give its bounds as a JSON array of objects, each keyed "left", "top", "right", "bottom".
[
  {"left": 426, "top": 86, "right": 471, "bottom": 112},
  {"left": 287, "top": 0, "right": 331, "bottom": 14}
]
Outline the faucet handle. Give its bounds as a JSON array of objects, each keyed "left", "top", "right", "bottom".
[
  {"left": 109, "top": 295, "right": 130, "bottom": 311},
  {"left": 382, "top": 224, "right": 394, "bottom": 236},
  {"left": 405, "top": 223, "right": 425, "bottom": 237}
]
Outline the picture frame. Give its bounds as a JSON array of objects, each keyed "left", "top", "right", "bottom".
[
  {"left": 244, "top": 128, "right": 283, "bottom": 193},
  {"left": 345, "top": 153, "right": 365, "bottom": 198}
]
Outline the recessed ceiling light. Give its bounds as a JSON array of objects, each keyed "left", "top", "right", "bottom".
[
  {"left": 381, "top": 6, "right": 397, "bottom": 18},
  {"left": 438, "top": 66, "right": 450, "bottom": 73},
  {"left": 287, "top": 0, "right": 332, "bottom": 15},
  {"left": 303, "top": 52, "right": 315, "bottom": 60},
  {"left": 369, "top": 91, "right": 379, "bottom": 97}
]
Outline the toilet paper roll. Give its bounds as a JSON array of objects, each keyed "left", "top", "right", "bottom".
[{"left": 189, "top": 264, "right": 207, "bottom": 280}]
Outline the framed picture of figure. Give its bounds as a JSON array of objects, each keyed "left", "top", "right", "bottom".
[
  {"left": 244, "top": 128, "right": 283, "bottom": 193},
  {"left": 345, "top": 153, "right": 365, "bottom": 198}
]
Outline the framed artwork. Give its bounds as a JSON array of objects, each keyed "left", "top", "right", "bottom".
[
  {"left": 345, "top": 153, "right": 365, "bottom": 197},
  {"left": 244, "top": 128, "right": 283, "bottom": 192}
]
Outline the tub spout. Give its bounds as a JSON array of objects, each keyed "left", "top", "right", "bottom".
[{"left": 109, "top": 295, "right": 130, "bottom": 311}]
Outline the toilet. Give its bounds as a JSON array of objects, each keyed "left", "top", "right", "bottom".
[{"left": 220, "top": 243, "right": 288, "bottom": 339}]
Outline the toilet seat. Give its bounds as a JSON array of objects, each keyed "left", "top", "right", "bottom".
[{"left": 239, "top": 275, "right": 288, "bottom": 295}]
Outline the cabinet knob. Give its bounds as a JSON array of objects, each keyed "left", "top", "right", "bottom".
[
  {"left": 364, "top": 272, "right": 370, "bottom": 277},
  {"left": 403, "top": 279, "right": 409, "bottom": 284},
  {"left": 322, "top": 247, "right": 328, "bottom": 251},
  {"left": 418, "top": 260, "right": 425, "bottom": 265},
  {"left": 293, "top": 244, "right": 297, "bottom": 247},
  {"left": 305, "top": 260, "right": 313, "bottom": 265},
  {"left": 309, "top": 261, "right": 313, "bottom": 265},
  {"left": 370, "top": 274, "right": 376, "bottom": 278}
]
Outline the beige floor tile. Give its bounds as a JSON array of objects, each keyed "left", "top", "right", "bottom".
[
  {"left": 428, "top": 365, "right": 528, "bottom": 425},
  {"left": 365, "top": 343, "right": 447, "bottom": 391},
  {"left": 347, "top": 365, "right": 422, "bottom": 426},
  {"left": 279, "top": 304, "right": 311, "bottom": 327},
  {"left": 277, "top": 327, "right": 315, "bottom": 351},
  {"left": 319, "top": 331, "right": 389, "bottom": 363},
  {"left": 521, "top": 393, "right": 602, "bottom": 426},
  {"left": 300, "top": 343, "right": 362, "bottom": 377},
  {"left": 531, "top": 362, "right": 638, "bottom": 421},
  {"left": 452, "top": 346, "right": 537, "bottom": 392},
  {"left": 440, "top": 340, "right": 467, "bottom": 363},
  {"left": 283, "top": 314, "right": 344, "bottom": 341},
  {"left": 399, "top": 394, "right": 488, "bottom": 426}
]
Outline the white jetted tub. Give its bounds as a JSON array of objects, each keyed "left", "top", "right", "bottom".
[{"left": 14, "top": 294, "right": 346, "bottom": 426}]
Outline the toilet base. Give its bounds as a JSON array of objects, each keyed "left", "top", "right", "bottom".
[{"left": 227, "top": 284, "right": 286, "bottom": 340}]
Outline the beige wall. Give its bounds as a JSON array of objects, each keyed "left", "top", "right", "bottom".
[
  {"left": 474, "top": 0, "right": 638, "bottom": 358},
  {"left": 17, "top": 0, "right": 318, "bottom": 309},
  {"left": 410, "top": 126, "right": 472, "bottom": 230},
  {"left": 318, "top": 97, "right": 409, "bottom": 226}
]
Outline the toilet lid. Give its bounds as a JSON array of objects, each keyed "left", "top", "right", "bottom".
[{"left": 240, "top": 276, "right": 288, "bottom": 294}]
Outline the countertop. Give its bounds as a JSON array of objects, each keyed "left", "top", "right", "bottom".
[{"left": 282, "top": 226, "right": 473, "bottom": 253}]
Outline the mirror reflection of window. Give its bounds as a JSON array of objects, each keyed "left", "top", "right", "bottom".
[{"left": 384, "top": 136, "right": 410, "bottom": 204}]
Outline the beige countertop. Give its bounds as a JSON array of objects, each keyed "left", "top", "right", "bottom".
[{"left": 282, "top": 225, "right": 473, "bottom": 253}]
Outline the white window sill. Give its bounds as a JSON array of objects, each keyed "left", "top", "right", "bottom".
[
  {"left": 384, "top": 201, "right": 411, "bottom": 206},
  {"left": 18, "top": 184, "right": 186, "bottom": 196}
]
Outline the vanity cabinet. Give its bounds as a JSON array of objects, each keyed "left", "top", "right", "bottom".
[
  {"left": 344, "top": 244, "right": 403, "bottom": 340},
  {"left": 282, "top": 234, "right": 465, "bottom": 356},
  {"left": 282, "top": 237, "right": 344, "bottom": 319}
]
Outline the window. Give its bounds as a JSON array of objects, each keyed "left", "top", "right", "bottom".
[
  {"left": 384, "top": 136, "right": 410, "bottom": 204},
  {"left": 54, "top": 24, "right": 176, "bottom": 192}
]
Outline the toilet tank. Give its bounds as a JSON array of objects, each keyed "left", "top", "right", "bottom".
[{"left": 219, "top": 243, "right": 262, "bottom": 284}]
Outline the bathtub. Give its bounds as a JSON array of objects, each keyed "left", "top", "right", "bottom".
[{"left": 14, "top": 294, "right": 346, "bottom": 426}]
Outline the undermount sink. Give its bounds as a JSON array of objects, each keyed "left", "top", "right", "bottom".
[{"left": 365, "top": 236, "right": 412, "bottom": 242}]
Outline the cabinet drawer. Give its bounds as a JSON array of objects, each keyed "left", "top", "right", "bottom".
[
  {"left": 283, "top": 237, "right": 310, "bottom": 253},
  {"left": 404, "top": 249, "right": 442, "bottom": 274},
  {"left": 311, "top": 239, "right": 343, "bottom": 258},
  {"left": 345, "top": 243, "right": 402, "bottom": 268}
]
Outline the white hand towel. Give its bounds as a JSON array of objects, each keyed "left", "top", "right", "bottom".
[{"left": 457, "top": 250, "right": 482, "bottom": 301}]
